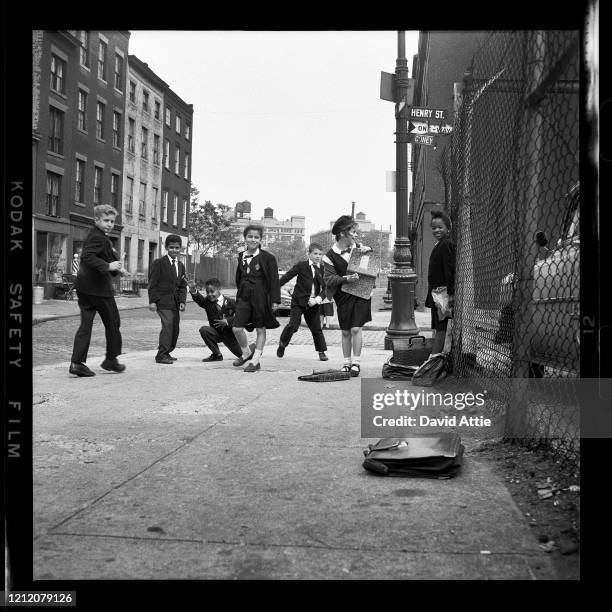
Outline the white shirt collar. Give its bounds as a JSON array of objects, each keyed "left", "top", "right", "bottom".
[
  {"left": 244, "top": 247, "right": 260, "bottom": 259},
  {"left": 216, "top": 293, "right": 225, "bottom": 304},
  {"left": 332, "top": 243, "right": 352, "bottom": 260},
  {"left": 167, "top": 254, "right": 177, "bottom": 264}
]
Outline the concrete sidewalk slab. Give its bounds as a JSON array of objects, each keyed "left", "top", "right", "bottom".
[{"left": 33, "top": 346, "right": 556, "bottom": 580}]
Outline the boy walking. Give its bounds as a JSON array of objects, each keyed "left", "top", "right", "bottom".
[
  {"left": 69, "top": 205, "right": 126, "bottom": 377},
  {"left": 277, "top": 243, "right": 328, "bottom": 361},
  {"left": 148, "top": 234, "right": 187, "bottom": 364}
]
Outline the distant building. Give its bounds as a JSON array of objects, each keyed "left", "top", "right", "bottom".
[
  {"left": 310, "top": 211, "right": 391, "bottom": 253},
  {"left": 32, "top": 30, "right": 130, "bottom": 291},
  {"left": 231, "top": 205, "right": 305, "bottom": 249},
  {"left": 121, "top": 55, "right": 165, "bottom": 277}
]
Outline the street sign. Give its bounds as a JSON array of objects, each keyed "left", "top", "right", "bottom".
[
  {"left": 440, "top": 124, "right": 453, "bottom": 134},
  {"left": 408, "top": 106, "right": 448, "bottom": 120},
  {"left": 428, "top": 123, "right": 440, "bottom": 134},
  {"left": 386, "top": 170, "right": 396, "bottom": 192},
  {"left": 408, "top": 120, "right": 429, "bottom": 134},
  {"left": 380, "top": 72, "right": 396, "bottom": 102},
  {"left": 410, "top": 134, "right": 437, "bottom": 146}
]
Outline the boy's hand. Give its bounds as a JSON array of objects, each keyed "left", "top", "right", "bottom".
[
  {"left": 308, "top": 297, "right": 317, "bottom": 307},
  {"left": 213, "top": 318, "right": 228, "bottom": 328},
  {"left": 187, "top": 280, "right": 197, "bottom": 293},
  {"left": 179, "top": 303, "right": 186, "bottom": 312},
  {"left": 108, "top": 261, "right": 122, "bottom": 272},
  {"left": 148, "top": 303, "right": 157, "bottom": 313}
]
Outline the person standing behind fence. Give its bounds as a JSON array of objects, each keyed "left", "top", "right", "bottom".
[
  {"left": 426, "top": 210, "right": 455, "bottom": 354},
  {"left": 322, "top": 215, "right": 373, "bottom": 377},
  {"left": 232, "top": 224, "right": 280, "bottom": 372},
  {"left": 148, "top": 234, "right": 187, "bottom": 364},
  {"left": 69, "top": 205, "right": 126, "bottom": 377}
]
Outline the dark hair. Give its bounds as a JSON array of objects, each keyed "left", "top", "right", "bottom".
[
  {"left": 309, "top": 242, "right": 323, "bottom": 253},
  {"left": 243, "top": 224, "right": 264, "bottom": 239},
  {"left": 431, "top": 210, "right": 451, "bottom": 230},
  {"left": 331, "top": 214, "right": 358, "bottom": 241},
  {"left": 204, "top": 277, "right": 221, "bottom": 289},
  {"left": 165, "top": 234, "right": 182, "bottom": 248}
]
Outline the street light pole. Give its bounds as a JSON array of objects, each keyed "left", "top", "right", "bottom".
[{"left": 385, "top": 30, "right": 419, "bottom": 349}]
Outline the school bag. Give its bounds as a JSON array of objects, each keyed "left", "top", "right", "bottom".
[
  {"left": 298, "top": 368, "right": 351, "bottom": 382},
  {"left": 362, "top": 433, "right": 464, "bottom": 478},
  {"left": 381, "top": 357, "right": 419, "bottom": 380},
  {"left": 390, "top": 336, "right": 434, "bottom": 367},
  {"left": 411, "top": 353, "right": 450, "bottom": 387}
]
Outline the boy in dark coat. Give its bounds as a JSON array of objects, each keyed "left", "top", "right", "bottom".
[
  {"left": 187, "top": 277, "right": 254, "bottom": 362},
  {"left": 69, "top": 204, "right": 126, "bottom": 377},
  {"left": 148, "top": 234, "right": 187, "bottom": 364},
  {"left": 277, "top": 243, "right": 328, "bottom": 361}
]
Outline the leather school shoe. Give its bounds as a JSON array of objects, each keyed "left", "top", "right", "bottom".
[
  {"left": 318, "top": 352, "right": 329, "bottom": 361},
  {"left": 350, "top": 364, "right": 361, "bottom": 377},
  {"left": 155, "top": 356, "right": 174, "bottom": 365},
  {"left": 276, "top": 342, "right": 286, "bottom": 358},
  {"left": 101, "top": 358, "right": 126, "bottom": 373},
  {"left": 202, "top": 353, "right": 223, "bottom": 362},
  {"left": 168, "top": 354, "right": 178, "bottom": 361},
  {"left": 69, "top": 362, "right": 95, "bottom": 377},
  {"left": 244, "top": 362, "right": 261, "bottom": 372},
  {"left": 233, "top": 343, "right": 256, "bottom": 367}
]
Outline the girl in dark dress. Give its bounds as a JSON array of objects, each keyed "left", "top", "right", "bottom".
[
  {"left": 232, "top": 224, "right": 281, "bottom": 372},
  {"left": 322, "top": 215, "right": 373, "bottom": 377},
  {"left": 425, "top": 210, "right": 455, "bottom": 354}
]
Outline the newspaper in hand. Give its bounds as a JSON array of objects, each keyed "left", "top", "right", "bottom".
[{"left": 341, "top": 247, "right": 381, "bottom": 300}]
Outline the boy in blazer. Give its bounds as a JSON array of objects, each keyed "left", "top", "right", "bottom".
[
  {"left": 69, "top": 204, "right": 126, "bottom": 377},
  {"left": 148, "top": 234, "right": 187, "bottom": 364},
  {"left": 187, "top": 277, "right": 253, "bottom": 361},
  {"left": 277, "top": 243, "right": 328, "bottom": 361}
]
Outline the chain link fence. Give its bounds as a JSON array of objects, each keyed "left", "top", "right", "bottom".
[{"left": 445, "top": 31, "right": 580, "bottom": 471}]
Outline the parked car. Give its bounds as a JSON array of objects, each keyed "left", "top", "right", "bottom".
[
  {"left": 495, "top": 181, "right": 580, "bottom": 375},
  {"left": 276, "top": 271, "right": 297, "bottom": 317}
]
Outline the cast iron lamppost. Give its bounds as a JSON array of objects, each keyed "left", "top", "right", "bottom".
[{"left": 384, "top": 30, "right": 419, "bottom": 349}]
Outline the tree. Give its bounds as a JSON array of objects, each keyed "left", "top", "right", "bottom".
[{"left": 267, "top": 237, "right": 307, "bottom": 270}]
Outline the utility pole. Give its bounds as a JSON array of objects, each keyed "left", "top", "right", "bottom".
[
  {"left": 385, "top": 30, "right": 419, "bottom": 349},
  {"left": 351, "top": 201, "right": 355, "bottom": 218}
]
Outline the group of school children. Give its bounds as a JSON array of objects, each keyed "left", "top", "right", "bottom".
[{"left": 68, "top": 209, "right": 374, "bottom": 378}]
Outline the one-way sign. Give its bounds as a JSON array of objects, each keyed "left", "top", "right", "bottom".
[{"left": 408, "top": 120, "right": 428, "bottom": 134}]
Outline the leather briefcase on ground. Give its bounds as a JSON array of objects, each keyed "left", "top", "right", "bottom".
[
  {"left": 363, "top": 433, "right": 464, "bottom": 478},
  {"left": 382, "top": 357, "right": 419, "bottom": 380},
  {"left": 391, "top": 336, "right": 434, "bottom": 366},
  {"left": 411, "top": 353, "right": 449, "bottom": 386},
  {"left": 298, "top": 369, "right": 351, "bottom": 382}
]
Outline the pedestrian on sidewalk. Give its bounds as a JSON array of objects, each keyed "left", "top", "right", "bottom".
[
  {"left": 322, "top": 215, "right": 373, "bottom": 377},
  {"left": 187, "top": 277, "right": 249, "bottom": 362},
  {"left": 69, "top": 205, "right": 127, "bottom": 377},
  {"left": 277, "top": 243, "right": 328, "bottom": 362},
  {"left": 232, "top": 224, "right": 280, "bottom": 372},
  {"left": 148, "top": 234, "right": 187, "bottom": 364},
  {"left": 425, "top": 210, "right": 455, "bottom": 354}
]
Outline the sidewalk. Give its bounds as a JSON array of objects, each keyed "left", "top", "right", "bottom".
[
  {"left": 32, "top": 291, "right": 433, "bottom": 334},
  {"left": 32, "top": 344, "right": 557, "bottom": 580}
]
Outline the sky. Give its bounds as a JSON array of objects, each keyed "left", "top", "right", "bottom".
[{"left": 128, "top": 30, "right": 420, "bottom": 241}]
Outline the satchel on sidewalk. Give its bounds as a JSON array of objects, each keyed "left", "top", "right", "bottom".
[{"left": 298, "top": 369, "right": 351, "bottom": 382}]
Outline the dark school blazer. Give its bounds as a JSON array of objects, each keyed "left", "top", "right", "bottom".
[
  {"left": 279, "top": 260, "right": 326, "bottom": 309},
  {"left": 425, "top": 237, "right": 455, "bottom": 308},
  {"left": 235, "top": 248, "right": 281, "bottom": 304},
  {"left": 148, "top": 256, "right": 187, "bottom": 310},
  {"left": 75, "top": 225, "right": 120, "bottom": 297},
  {"left": 190, "top": 291, "right": 237, "bottom": 328}
]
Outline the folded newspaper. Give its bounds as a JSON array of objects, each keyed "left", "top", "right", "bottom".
[{"left": 341, "top": 248, "right": 381, "bottom": 300}]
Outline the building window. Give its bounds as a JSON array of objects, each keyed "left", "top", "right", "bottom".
[
  {"left": 46, "top": 172, "right": 61, "bottom": 216},
  {"left": 139, "top": 182, "right": 146, "bottom": 219},
  {"left": 50, "top": 54, "right": 66, "bottom": 94},
  {"left": 124, "top": 236, "right": 131, "bottom": 272},
  {"left": 164, "top": 138, "right": 170, "bottom": 169},
  {"left": 183, "top": 152, "right": 190, "bottom": 180},
  {"left": 111, "top": 173, "right": 119, "bottom": 208},
  {"left": 182, "top": 197, "right": 188, "bottom": 228},
  {"left": 142, "top": 90, "right": 149, "bottom": 113},
  {"left": 172, "top": 193, "right": 178, "bottom": 226},
  {"left": 128, "top": 118, "right": 135, "bottom": 153},
  {"left": 112, "top": 111, "right": 121, "bottom": 148},
  {"left": 93, "top": 166, "right": 102, "bottom": 204},
  {"left": 75, "top": 159, "right": 85, "bottom": 203},
  {"left": 165, "top": 107, "right": 171, "bottom": 127},
  {"left": 175, "top": 114, "right": 181, "bottom": 134},
  {"left": 161, "top": 190, "right": 168, "bottom": 223},
  {"left": 97, "top": 39, "right": 107, "bottom": 81},
  {"left": 96, "top": 101, "right": 105, "bottom": 140},
  {"left": 48, "top": 107, "right": 64, "bottom": 154},
  {"left": 137, "top": 239, "right": 145, "bottom": 273},
  {"left": 141, "top": 127, "right": 148, "bottom": 159},
  {"left": 154, "top": 100, "right": 160, "bottom": 120},
  {"left": 153, "top": 134, "right": 160, "bottom": 165},
  {"left": 77, "top": 90, "right": 87, "bottom": 131},
  {"left": 174, "top": 144, "right": 180, "bottom": 174},
  {"left": 185, "top": 122, "right": 190, "bottom": 140},
  {"left": 129, "top": 80, "right": 136, "bottom": 103},
  {"left": 152, "top": 187, "right": 158, "bottom": 219},
  {"left": 126, "top": 177, "right": 133, "bottom": 213},
  {"left": 78, "top": 31, "right": 89, "bottom": 67},
  {"left": 114, "top": 55, "right": 124, "bottom": 91}
]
